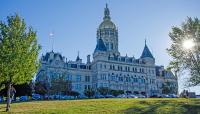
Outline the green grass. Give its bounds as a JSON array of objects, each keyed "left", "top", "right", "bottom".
[{"left": 0, "top": 98, "right": 200, "bottom": 114}]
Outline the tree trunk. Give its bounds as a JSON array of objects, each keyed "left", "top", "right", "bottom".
[{"left": 6, "top": 83, "right": 11, "bottom": 112}]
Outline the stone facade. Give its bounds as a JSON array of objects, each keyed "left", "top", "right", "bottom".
[{"left": 35, "top": 4, "right": 178, "bottom": 97}]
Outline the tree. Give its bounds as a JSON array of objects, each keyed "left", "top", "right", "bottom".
[
  {"left": 167, "top": 17, "right": 200, "bottom": 86},
  {"left": 162, "top": 83, "right": 170, "bottom": 94},
  {"left": 97, "top": 87, "right": 110, "bottom": 96},
  {"left": 0, "top": 83, "right": 32, "bottom": 97},
  {"left": 0, "top": 14, "right": 40, "bottom": 111},
  {"left": 34, "top": 81, "right": 48, "bottom": 96},
  {"left": 110, "top": 90, "right": 124, "bottom": 97},
  {"left": 68, "top": 91, "right": 80, "bottom": 98},
  {"left": 49, "top": 75, "right": 72, "bottom": 96},
  {"left": 84, "top": 89, "right": 95, "bottom": 98}
]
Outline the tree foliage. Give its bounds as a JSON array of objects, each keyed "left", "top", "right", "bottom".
[
  {"left": 49, "top": 75, "right": 71, "bottom": 95},
  {"left": 97, "top": 87, "right": 110, "bottom": 96},
  {"left": 84, "top": 89, "right": 95, "bottom": 98},
  {"left": 167, "top": 17, "right": 200, "bottom": 86},
  {"left": 0, "top": 14, "right": 40, "bottom": 111},
  {"left": 35, "top": 81, "right": 48, "bottom": 95},
  {"left": 110, "top": 90, "right": 124, "bottom": 97}
]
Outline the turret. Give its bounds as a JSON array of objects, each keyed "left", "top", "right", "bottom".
[{"left": 140, "top": 40, "right": 155, "bottom": 65}]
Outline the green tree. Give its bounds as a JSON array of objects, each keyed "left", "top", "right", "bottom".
[
  {"left": 68, "top": 91, "right": 80, "bottom": 98},
  {"left": 49, "top": 75, "right": 72, "bottom": 96},
  {"left": 110, "top": 90, "right": 124, "bottom": 97},
  {"left": 162, "top": 83, "right": 170, "bottom": 94},
  {"left": 0, "top": 14, "right": 40, "bottom": 111},
  {"left": 34, "top": 81, "right": 48, "bottom": 96},
  {"left": 84, "top": 89, "right": 95, "bottom": 98},
  {"left": 167, "top": 17, "right": 200, "bottom": 86},
  {"left": 97, "top": 87, "right": 110, "bottom": 96}
]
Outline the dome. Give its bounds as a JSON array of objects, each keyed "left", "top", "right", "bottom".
[
  {"left": 99, "top": 20, "right": 116, "bottom": 29},
  {"left": 98, "top": 4, "right": 116, "bottom": 30}
]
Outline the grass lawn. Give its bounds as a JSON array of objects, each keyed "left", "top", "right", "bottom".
[{"left": 0, "top": 98, "right": 200, "bottom": 114}]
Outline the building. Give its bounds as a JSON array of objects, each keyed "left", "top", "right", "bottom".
[
  {"left": 156, "top": 66, "right": 178, "bottom": 95},
  {"left": 35, "top": 4, "right": 178, "bottom": 97}
]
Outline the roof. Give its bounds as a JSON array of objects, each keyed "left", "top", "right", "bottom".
[
  {"left": 42, "top": 51, "right": 63, "bottom": 61},
  {"left": 140, "top": 44, "right": 154, "bottom": 59},
  {"left": 94, "top": 38, "right": 107, "bottom": 52}
]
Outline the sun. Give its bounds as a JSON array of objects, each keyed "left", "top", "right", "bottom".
[{"left": 182, "top": 39, "right": 195, "bottom": 49}]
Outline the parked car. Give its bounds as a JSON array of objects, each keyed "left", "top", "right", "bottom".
[
  {"left": 49, "top": 95, "right": 55, "bottom": 100},
  {"left": 162, "top": 94, "right": 170, "bottom": 98},
  {"left": 0, "top": 96, "right": 3, "bottom": 102},
  {"left": 20, "top": 96, "right": 29, "bottom": 101},
  {"left": 32, "top": 94, "right": 41, "bottom": 100},
  {"left": 105, "top": 94, "right": 115, "bottom": 98},
  {"left": 127, "top": 94, "right": 138, "bottom": 98},
  {"left": 95, "top": 94, "right": 105, "bottom": 98},
  {"left": 137, "top": 94, "right": 146, "bottom": 98},
  {"left": 78, "top": 95, "right": 88, "bottom": 99},
  {"left": 117, "top": 94, "right": 127, "bottom": 98},
  {"left": 169, "top": 94, "right": 178, "bottom": 98}
]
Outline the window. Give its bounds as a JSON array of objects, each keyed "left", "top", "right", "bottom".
[
  {"left": 111, "top": 43, "right": 113, "bottom": 50},
  {"left": 85, "top": 85, "right": 91, "bottom": 90},
  {"left": 76, "top": 75, "right": 81, "bottom": 81},
  {"left": 71, "top": 64, "right": 77, "bottom": 68},
  {"left": 66, "top": 74, "right": 72, "bottom": 81},
  {"left": 106, "top": 43, "right": 109, "bottom": 50},
  {"left": 104, "top": 65, "right": 106, "bottom": 69},
  {"left": 110, "top": 65, "right": 112, "bottom": 70},
  {"left": 85, "top": 76, "right": 90, "bottom": 82},
  {"left": 100, "top": 74, "right": 107, "bottom": 80},
  {"left": 76, "top": 84, "right": 81, "bottom": 90},
  {"left": 105, "top": 30, "right": 109, "bottom": 35}
]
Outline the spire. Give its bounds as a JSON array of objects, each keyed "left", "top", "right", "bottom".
[
  {"left": 103, "top": 3, "right": 111, "bottom": 20},
  {"left": 140, "top": 42, "right": 154, "bottom": 59},
  {"left": 76, "top": 51, "right": 80, "bottom": 61}
]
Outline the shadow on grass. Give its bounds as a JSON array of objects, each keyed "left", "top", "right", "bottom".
[
  {"left": 122, "top": 99, "right": 200, "bottom": 114},
  {"left": 0, "top": 106, "right": 6, "bottom": 113}
]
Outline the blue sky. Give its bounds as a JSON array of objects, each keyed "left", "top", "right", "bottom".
[{"left": 1, "top": 0, "right": 200, "bottom": 94}]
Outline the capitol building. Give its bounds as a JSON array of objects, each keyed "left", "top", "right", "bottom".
[{"left": 36, "top": 4, "right": 178, "bottom": 97}]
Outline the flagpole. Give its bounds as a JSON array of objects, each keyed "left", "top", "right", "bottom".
[{"left": 49, "top": 32, "right": 54, "bottom": 51}]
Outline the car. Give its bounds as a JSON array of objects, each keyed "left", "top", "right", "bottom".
[
  {"left": 78, "top": 95, "right": 88, "bottom": 99},
  {"left": 105, "top": 94, "right": 115, "bottom": 98},
  {"left": 127, "top": 94, "right": 138, "bottom": 98},
  {"left": 0, "top": 96, "right": 3, "bottom": 102},
  {"left": 169, "top": 94, "right": 178, "bottom": 98},
  {"left": 60, "top": 95, "right": 70, "bottom": 100},
  {"left": 117, "top": 94, "right": 127, "bottom": 98},
  {"left": 20, "top": 96, "right": 29, "bottom": 101},
  {"left": 48, "top": 95, "right": 55, "bottom": 100},
  {"left": 162, "top": 94, "right": 170, "bottom": 98},
  {"left": 95, "top": 94, "right": 105, "bottom": 98},
  {"left": 55, "top": 95, "right": 61, "bottom": 99},
  {"left": 32, "top": 94, "right": 41, "bottom": 100},
  {"left": 137, "top": 94, "right": 146, "bottom": 98}
]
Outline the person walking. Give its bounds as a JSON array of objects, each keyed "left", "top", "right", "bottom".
[{"left": 9, "top": 86, "right": 16, "bottom": 107}]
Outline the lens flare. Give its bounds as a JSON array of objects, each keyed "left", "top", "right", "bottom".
[{"left": 183, "top": 39, "right": 195, "bottom": 49}]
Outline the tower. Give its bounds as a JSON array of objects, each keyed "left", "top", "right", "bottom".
[{"left": 95, "top": 4, "right": 120, "bottom": 56}]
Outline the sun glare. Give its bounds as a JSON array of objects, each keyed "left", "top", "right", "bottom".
[{"left": 183, "top": 39, "right": 195, "bottom": 49}]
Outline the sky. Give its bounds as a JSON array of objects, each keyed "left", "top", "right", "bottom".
[{"left": 1, "top": 0, "right": 200, "bottom": 94}]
